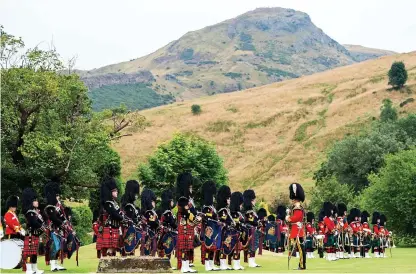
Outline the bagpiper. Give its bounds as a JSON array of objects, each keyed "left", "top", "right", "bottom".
[
  {"left": 264, "top": 212, "right": 279, "bottom": 253},
  {"left": 22, "top": 188, "right": 46, "bottom": 274},
  {"left": 92, "top": 209, "right": 102, "bottom": 258},
  {"left": 323, "top": 202, "right": 337, "bottom": 261},
  {"left": 120, "top": 180, "right": 141, "bottom": 256},
  {"left": 140, "top": 188, "right": 159, "bottom": 256},
  {"left": 44, "top": 182, "right": 79, "bottom": 271},
  {"left": 286, "top": 183, "right": 306, "bottom": 270},
  {"left": 176, "top": 172, "right": 200, "bottom": 273},
  {"left": 276, "top": 205, "right": 288, "bottom": 255},
  {"left": 336, "top": 203, "right": 349, "bottom": 259},
  {"left": 242, "top": 189, "right": 261, "bottom": 268},
  {"left": 348, "top": 208, "right": 362, "bottom": 258},
  {"left": 379, "top": 214, "right": 388, "bottom": 258},
  {"left": 229, "top": 192, "right": 245, "bottom": 271},
  {"left": 305, "top": 212, "right": 316, "bottom": 259},
  {"left": 317, "top": 210, "right": 325, "bottom": 258},
  {"left": 257, "top": 208, "right": 267, "bottom": 256},
  {"left": 360, "top": 211, "right": 371, "bottom": 258},
  {"left": 4, "top": 195, "right": 25, "bottom": 239},
  {"left": 216, "top": 185, "right": 234, "bottom": 270},
  {"left": 371, "top": 211, "right": 381, "bottom": 258},
  {"left": 100, "top": 177, "right": 126, "bottom": 257},
  {"left": 200, "top": 181, "right": 220, "bottom": 271},
  {"left": 157, "top": 189, "right": 177, "bottom": 264}
]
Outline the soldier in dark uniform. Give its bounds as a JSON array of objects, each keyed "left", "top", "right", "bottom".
[
  {"left": 176, "top": 172, "right": 200, "bottom": 273},
  {"left": 140, "top": 189, "right": 159, "bottom": 256},
  {"left": 276, "top": 205, "right": 288, "bottom": 255},
  {"left": 257, "top": 208, "right": 267, "bottom": 256},
  {"left": 22, "top": 188, "right": 46, "bottom": 274},
  {"left": 200, "top": 181, "right": 219, "bottom": 271},
  {"left": 229, "top": 192, "right": 244, "bottom": 270},
  {"left": 242, "top": 189, "right": 261, "bottom": 268},
  {"left": 286, "top": 183, "right": 306, "bottom": 270},
  {"left": 216, "top": 185, "right": 233, "bottom": 270},
  {"left": 157, "top": 189, "right": 177, "bottom": 263},
  {"left": 100, "top": 177, "right": 126, "bottom": 257},
  {"left": 120, "top": 180, "right": 141, "bottom": 255}
]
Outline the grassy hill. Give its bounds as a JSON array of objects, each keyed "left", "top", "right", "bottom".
[
  {"left": 112, "top": 52, "right": 416, "bottom": 202},
  {"left": 81, "top": 7, "right": 397, "bottom": 111},
  {"left": 343, "top": 44, "right": 397, "bottom": 62}
]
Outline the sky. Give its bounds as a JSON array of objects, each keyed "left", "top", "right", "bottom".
[{"left": 2, "top": 0, "right": 416, "bottom": 70}]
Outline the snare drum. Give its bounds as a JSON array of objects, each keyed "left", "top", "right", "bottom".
[{"left": 0, "top": 239, "right": 24, "bottom": 269}]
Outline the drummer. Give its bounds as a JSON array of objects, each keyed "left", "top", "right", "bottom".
[{"left": 4, "top": 195, "right": 26, "bottom": 239}]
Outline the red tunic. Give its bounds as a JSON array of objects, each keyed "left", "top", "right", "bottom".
[
  {"left": 373, "top": 224, "right": 380, "bottom": 235},
  {"left": 318, "top": 221, "right": 325, "bottom": 235},
  {"left": 323, "top": 217, "right": 335, "bottom": 234},
  {"left": 288, "top": 206, "right": 305, "bottom": 239},
  {"left": 4, "top": 210, "right": 21, "bottom": 236},
  {"left": 306, "top": 222, "right": 315, "bottom": 236}
]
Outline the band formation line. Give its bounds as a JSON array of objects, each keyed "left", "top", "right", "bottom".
[{"left": 0, "top": 174, "right": 394, "bottom": 273}]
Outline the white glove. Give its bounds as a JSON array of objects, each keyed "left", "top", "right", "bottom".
[
  {"left": 20, "top": 228, "right": 26, "bottom": 236},
  {"left": 285, "top": 215, "right": 290, "bottom": 222},
  {"left": 0, "top": 230, "right": 4, "bottom": 239}
]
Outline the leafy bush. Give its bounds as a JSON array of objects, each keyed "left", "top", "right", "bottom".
[
  {"left": 257, "top": 65, "right": 298, "bottom": 78},
  {"left": 180, "top": 48, "right": 194, "bottom": 61},
  {"left": 138, "top": 133, "right": 228, "bottom": 206},
  {"left": 360, "top": 148, "right": 416, "bottom": 238},
  {"left": 380, "top": 99, "right": 398, "bottom": 122},
  {"left": 223, "top": 72, "right": 242, "bottom": 79},
  {"left": 89, "top": 83, "right": 174, "bottom": 111},
  {"left": 388, "top": 61, "right": 408, "bottom": 89},
  {"left": 239, "top": 33, "right": 256, "bottom": 51},
  {"left": 71, "top": 205, "right": 93, "bottom": 246},
  {"left": 191, "top": 104, "right": 202, "bottom": 115},
  {"left": 399, "top": 98, "right": 414, "bottom": 107}
]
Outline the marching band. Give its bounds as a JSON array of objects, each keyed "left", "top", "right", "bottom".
[{"left": 0, "top": 175, "right": 395, "bottom": 273}]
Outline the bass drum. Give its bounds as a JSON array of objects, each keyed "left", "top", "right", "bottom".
[{"left": 0, "top": 239, "right": 24, "bottom": 269}]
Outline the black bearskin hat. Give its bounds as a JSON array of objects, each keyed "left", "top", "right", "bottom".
[
  {"left": 289, "top": 183, "right": 305, "bottom": 202},
  {"left": 6, "top": 195, "right": 19, "bottom": 209},
  {"left": 22, "top": 188, "right": 38, "bottom": 213},
  {"left": 349, "top": 208, "right": 361, "bottom": 221},
  {"left": 337, "top": 203, "right": 347, "bottom": 216},
  {"left": 161, "top": 189, "right": 174, "bottom": 211},
  {"left": 371, "top": 211, "right": 380, "bottom": 225},
  {"left": 141, "top": 188, "right": 156, "bottom": 212},
  {"left": 100, "top": 177, "right": 118, "bottom": 205},
  {"left": 257, "top": 208, "right": 267, "bottom": 220},
  {"left": 276, "top": 205, "right": 286, "bottom": 220},
  {"left": 216, "top": 185, "right": 231, "bottom": 210},
  {"left": 307, "top": 212, "right": 315, "bottom": 223},
  {"left": 176, "top": 172, "right": 193, "bottom": 199},
  {"left": 380, "top": 214, "right": 387, "bottom": 226},
  {"left": 361, "top": 210, "right": 370, "bottom": 223},
  {"left": 318, "top": 209, "right": 325, "bottom": 222},
  {"left": 230, "top": 192, "right": 243, "bottom": 213},
  {"left": 202, "top": 181, "right": 217, "bottom": 206},
  {"left": 268, "top": 215, "right": 276, "bottom": 222},
  {"left": 243, "top": 189, "right": 256, "bottom": 212},
  {"left": 44, "top": 181, "right": 61, "bottom": 205},
  {"left": 323, "top": 201, "right": 333, "bottom": 218},
  {"left": 121, "top": 180, "right": 140, "bottom": 207}
]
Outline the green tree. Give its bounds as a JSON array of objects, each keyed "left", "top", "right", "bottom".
[
  {"left": 138, "top": 132, "right": 228, "bottom": 206},
  {"left": 191, "top": 104, "right": 202, "bottom": 115},
  {"left": 0, "top": 28, "right": 124, "bottom": 202},
  {"left": 314, "top": 114, "right": 416, "bottom": 193},
  {"left": 360, "top": 148, "right": 416, "bottom": 237},
  {"left": 388, "top": 61, "right": 408, "bottom": 89},
  {"left": 380, "top": 99, "right": 398, "bottom": 122},
  {"left": 71, "top": 205, "right": 93, "bottom": 245},
  {"left": 309, "top": 176, "right": 355, "bottom": 215}
]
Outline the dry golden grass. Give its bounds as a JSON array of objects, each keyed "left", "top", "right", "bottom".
[{"left": 112, "top": 52, "right": 416, "bottom": 202}]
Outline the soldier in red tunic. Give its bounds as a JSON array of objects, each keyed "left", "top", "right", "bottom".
[
  {"left": 360, "top": 211, "right": 371, "bottom": 258},
  {"left": 323, "top": 202, "right": 337, "bottom": 261},
  {"left": 276, "top": 206, "right": 288, "bottom": 255},
  {"left": 379, "top": 214, "right": 388, "bottom": 258},
  {"left": 4, "top": 195, "right": 25, "bottom": 239},
  {"left": 285, "top": 183, "right": 306, "bottom": 270},
  {"left": 336, "top": 203, "right": 349, "bottom": 259},
  {"left": 176, "top": 172, "right": 201, "bottom": 273},
  {"left": 22, "top": 188, "right": 46, "bottom": 274},
  {"left": 348, "top": 208, "right": 362, "bottom": 258},
  {"left": 317, "top": 210, "right": 325, "bottom": 258}
]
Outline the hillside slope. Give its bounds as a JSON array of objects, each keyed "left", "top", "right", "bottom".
[
  {"left": 81, "top": 7, "right": 365, "bottom": 110},
  {"left": 112, "top": 52, "right": 416, "bottom": 202},
  {"left": 343, "top": 44, "right": 397, "bottom": 62}
]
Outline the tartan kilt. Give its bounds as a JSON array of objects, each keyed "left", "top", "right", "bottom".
[
  {"left": 101, "top": 227, "right": 120, "bottom": 249},
  {"left": 96, "top": 233, "right": 103, "bottom": 250},
  {"left": 23, "top": 236, "right": 40, "bottom": 257},
  {"left": 177, "top": 223, "right": 194, "bottom": 251},
  {"left": 324, "top": 233, "right": 335, "bottom": 247}
]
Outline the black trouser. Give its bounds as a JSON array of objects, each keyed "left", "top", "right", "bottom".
[{"left": 292, "top": 237, "right": 306, "bottom": 270}]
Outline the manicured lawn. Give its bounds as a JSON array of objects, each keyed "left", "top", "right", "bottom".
[{"left": 2, "top": 245, "right": 415, "bottom": 273}]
